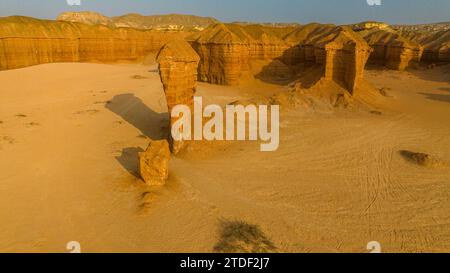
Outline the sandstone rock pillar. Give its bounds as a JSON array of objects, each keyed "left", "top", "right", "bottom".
[
  {"left": 323, "top": 29, "right": 372, "bottom": 94},
  {"left": 156, "top": 40, "right": 200, "bottom": 154}
]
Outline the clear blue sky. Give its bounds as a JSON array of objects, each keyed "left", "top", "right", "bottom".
[{"left": 0, "top": 0, "right": 449, "bottom": 25}]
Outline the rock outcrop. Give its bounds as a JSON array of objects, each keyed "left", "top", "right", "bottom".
[
  {"left": 399, "top": 150, "right": 447, "bottom": 168},
  {"left": 57, "top": 11, "right": 114, "bottom": 27},
  {"left": 350, "top": 22, "right": 448, "bottom": 69},
  {"left": 139, "top": 140, "right": 170, "bottom": 186},
  {"left": 57, "top": 12, "right": 218, "bottom": 32},
  {"left": 356, "top": 28, "right": 423, "bottom": 70},
  {"left": 411, "top": 29, "right": 450, "bottom": 63},
  {"left": 282, "top": 24, "right": 373, "bottom": 93},
  {"left": 188, "top": 23, "right": 291, "bottom": 86},
  {"left": 319, "top": 28, "right": 372, "bottom": 92},
  {"left": 0, "top": 16, "right": 183, "bottom": 71},
  {"left": 189, "top": 23, "right": 372, "bottom": 94},
  {"left": 388, "top": 24, "right": 450, "bottom": 64},
  {"left": 156, "top": 40, "right": 200, "bottom": 153},
  {"left": 352, "top": 21, "right": 391, "bottom": 31}
]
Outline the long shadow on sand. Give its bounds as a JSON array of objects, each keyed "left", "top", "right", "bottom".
[
  {"left": 106, "top": 93, "right": 169, "bottom": 140},
  {"left": 115, "top": 147, "right": 144, "bottom": 178},
  {"left": 418, "top": 92, "right": 450, "bottom": 103},
  {"left": 409, "top": 65, "right": 450, "bottom": 84},
  {"left": 106, "top": 93, "right": 169, "bottom": 177}
]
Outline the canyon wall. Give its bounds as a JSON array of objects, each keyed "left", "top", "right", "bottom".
[
  {"left": 188, "top": 23, "right": 290, "bottom": 85},
  {"left": 281, "top": 24, "right": 372, "bottom": 93},
  {"left": 358, "top": 29, "right": 423, "bottom": 70},
  {"left": 0, "top": 16, "right": 185, "bottom": 71},
  {"left": 355, "top": 22, "right": 450, "bottom": 65},
  {"left": 2, "top": 16, "right": 446, "bottom": 98},
  {"left": 410, "top": 29, "right": 450, "bottom": 63},
  {"left": 352, "top": 21, "right": 450, "bottom": 66},
  {"left": 189, "top": 23, "right": 372, "bottom": 94},
  {"left": 156, "top": 40, "right": 200, "bottom": 154}
]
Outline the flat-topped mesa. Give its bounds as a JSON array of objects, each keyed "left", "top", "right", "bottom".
[
  {"left": 156, "top": 40, "right": 200, "bottom": 154},
  {"left": 188, "top": 23, "right": 290, "bottom": 85},
  {"left": 0, "top": 16, "right": 183, "bottom": 71},
  {"left": 359, "top": 28, "right": 423, "bottom": 70}
]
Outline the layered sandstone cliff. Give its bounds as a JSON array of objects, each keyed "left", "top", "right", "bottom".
[
  {"left": 357, "top": 28, "right": 423, "bottom": 70},
  {"left": 316, "top": 27, "right": 372, "bottom": 92},
  {"left": 189, "top": 23, "right": 371, "bottom": 94},
  {"left": 408, "top": 29, "right": 450, "bottom": 63},
  {"left": 0, "top": 16, "right": 184, "bottom": 71},
  {"left": 358, "top": 22, "right": 450, "bottom": 65},
  {"left": 156, "top": 40, "right": 200, "bottom": 153},
  {"left": 188, "top": 23, "right": 291, "bottom": 85}
]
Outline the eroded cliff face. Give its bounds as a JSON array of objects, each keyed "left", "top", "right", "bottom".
[
  {"left": 409, "top": 29, "right": 450, "bottom": 63},
  {"left": 321, "top": 29, "right": 372, "bottom": 93},
  {"left": 357, "top": 29, "right": 423, "bottom": 70},
  {"left": 281, "top": 24, "right": 373, "bottom": 93},
  {"left": 57, "top": 11, "right": 115, "bottom": 27},
  {"left": 189, "top": 23, "right": 371, "bottom": 94},
  {"left": 0, "top": 16, "right": 184, "bottom": 71},
  {"left": 57, "top": 12, "right": 218, "bottom": 32},
  {"left": 156, "top": 40, "right": 200, "bottom": 154},
  {"left": 188, "top": 23, "right": 291, "bottom": 85},
  {"left": 354, "top": 22, "right": 450, "bottom": 66}
]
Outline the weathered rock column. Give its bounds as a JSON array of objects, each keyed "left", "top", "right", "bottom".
[
  {"left": 385, "top": 43, "right": 423, "bottom": 70},
  {"left": 323, "top": 29, "right": 372, "bottom": 94},
  {"left": 156, "top": 40, "right": 200, "bottom": 154}
]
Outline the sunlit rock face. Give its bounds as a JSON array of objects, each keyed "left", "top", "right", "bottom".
[
  {"left": 57, "top": 11, "right": 115, "bottom": 27},
  {"left": 415, "top": 29, "right": 450, "bottom": 63},
  {"left": 139, "top": 140, "right": 170, "bottom": 186},
  {"left": 357, "top": 28, "right": 423, "bottom": 70},
  {"left": 156, "top": 40, "right": 200, "bottom": 154},
  {"left": 394, "top": 23, "right": 450, "bottom": 63},
  {"left": 189, "top": 23, "right": 372, "bottom": 94},
  {"left": 0, "top": 16, "right": 184, "bottom": 71},
  {"left": 57, "top": 11, "right": 218, "bottom": 32},
  {"left": 319, "top": 27, "right": 372, "bottom": 93},
  {"left": 188, "top": 23, "right": 291, "bottom": 86}
]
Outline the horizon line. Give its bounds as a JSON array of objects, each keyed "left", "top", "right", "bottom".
[{"left": 1, "top": 11, "right": 449, "bottom": 26}]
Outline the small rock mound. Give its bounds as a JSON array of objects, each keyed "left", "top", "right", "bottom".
[
  {"left": 378, "top": 87, "right": 391, "bottom": 97},
  {"left": 399, "top": 150, "right": 446, "bottom": 168},
  {"left": 213, "top": 220, "right": 277, "bottom": 253},
  {"left": 139, "top": 140, "right": 170, "bottom": 185}
]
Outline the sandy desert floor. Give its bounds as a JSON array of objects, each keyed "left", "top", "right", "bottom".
[{"left": 0, "top": 62, "right": 449, "bottom": 253}]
